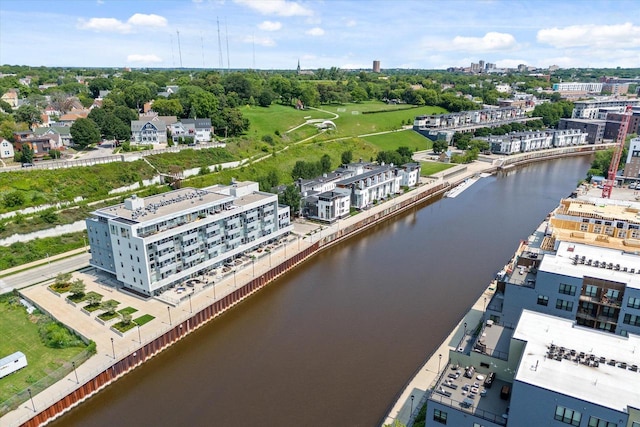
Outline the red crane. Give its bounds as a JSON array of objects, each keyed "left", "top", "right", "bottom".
[{"left": 602, "top": 105, "right": 633, "bottom": 198}]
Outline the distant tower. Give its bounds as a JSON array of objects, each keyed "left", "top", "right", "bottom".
[
  {"left": 297, "top": 59, "right": 301, "bottom": 74},
  {"left": 479, "top": 60, "right": 485, "bottom": 70},
  {"left": 373, "top": 60, "right": 381, "bottom": 73}
]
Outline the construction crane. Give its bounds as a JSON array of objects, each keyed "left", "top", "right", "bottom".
[{"left": 602, "top": 105, "right": 633, "bottom": 198}]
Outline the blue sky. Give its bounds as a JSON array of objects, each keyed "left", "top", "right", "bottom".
[{"left": 1, "top": 0, "right": 639, "bottom": 70}]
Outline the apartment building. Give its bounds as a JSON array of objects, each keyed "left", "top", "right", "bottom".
[
  {"left": 558, "top": 118, "right": 606, "bottom": 144},
  {"left": 486, "top": 197, "right": 640, "bottom": 337},
  {"left": 413, "top": 106, "right": 527, "bottom": 131},
  {"left": 488, "top": 130, "right": 587, "bottom": 155},
  {"left": 552, "top": 82, "right": 603, "bottom": 93},
  {"left": 86, "top": 182, "right": 292, "bottom": 296},
  {"left": 624, "top": 137, "right": 640, "bottom": 179},
  {"left": 572, "top": 98, "right": 640, "bottom": 120},
  {"left": 426, "top": 310, "right": 640, "bottom": 427}
]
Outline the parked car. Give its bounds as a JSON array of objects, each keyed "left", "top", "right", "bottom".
[{"left": 629, "top": 183, "right": 637, "bottom": 190}]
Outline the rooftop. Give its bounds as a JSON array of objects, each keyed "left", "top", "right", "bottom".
[
  {"left": 539, "top": 240, "right": 640, "bottom": 290},
  {"left": 431, "top": 362, "right": 510, "bottom": 425},
  {"left": 513, "top": 310, "right": 640, "bottom": 413},
  {"left": 95, "top": 187, "right": 232, "bottom": 223}
]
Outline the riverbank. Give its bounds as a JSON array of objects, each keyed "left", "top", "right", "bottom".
[{"left": 3, "top": 145, "right": 605, "bottom": 427}]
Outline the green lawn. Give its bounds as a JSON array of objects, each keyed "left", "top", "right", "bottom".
[
  {"left": 420, "top": 162, "right": 456, "bottom": 176},
  {"left": 118, "top": 306, "right": 138, "bottom": 316},
  {"left": 362, "top": 130, "right": 434, "bottom": 152},
  {"left": 241, "top": 104, "right": 327, "bottom": 137},
  {"left": 133, "top": 314, "right": 155, "bottom": 326},
  {"left": 0, "top": 295, "right": 89, "bottom": 414}
]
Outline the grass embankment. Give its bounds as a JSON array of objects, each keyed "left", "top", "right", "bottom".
[
  {"left": 362, "top": 130, "right": 434, "bottom": 152},
  {"left": 419, "top": 162, "right": 456, "bottom": 176},
  {"left": 0, "top": 293, "right": 92, "bottom": 415}
]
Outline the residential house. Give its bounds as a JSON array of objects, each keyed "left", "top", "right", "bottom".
[
  {"left": 170, "top": 118, "right": 213, "bottom": 143},
  {"left": 58, "top": 109, "right": 90, "bottom": 126},
  {"left": 1, "top": 89, "right": 19, "bottom": 108},
  {"left": 34, "top": 126, "right": 73, "bottom": 147},
  {"left": 0, "top": 138, "right": 14, "bottom": 159},
  {"left": 157, "top": 85, "right": 180, "bottom": 98},
  {"left": 131, "top": 119, "right": 167, "bottom": 145},
  {"left": 334, "top": 164, "right": 403, "bottom": 209}
]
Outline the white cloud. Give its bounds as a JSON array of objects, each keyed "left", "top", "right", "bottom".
[
  {"left": 496, "top": 59, "right": 528, "bottom": 68},
  {"left": 78, "top": 13, "right": 167, "bottom": 33},
  {"left": 77, "top": 17, "right": 131, "bottom": 33},
  {"left": 127, "top": 54, "right": 162, "bottom": 63},
  {"left": 306, "top": 27, "right": 325, "bottom": 36},
  {"left": 127, "top": 13, "right": 168, "bottom": 28},
  {"left": 243, "top": 35, "right": 276, "bottom": 47},
  {"left": 345, "top": 19, "right": 357, "bottom": 27},
  {"left": 452, "top": 32, "right": 517, "bottom": 51},
  {"left": 258, "top": 20, "right": 282, "bottom": 31},
  {"left": 234, "top": 0, "right": 313, "bottom": 17},
  {"left": 537, "top": 22, "right": 640, "bottom": 49}
]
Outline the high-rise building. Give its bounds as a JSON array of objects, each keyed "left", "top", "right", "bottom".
[{"left": 373, "top": 60, "right": 381, "bottom": 73}]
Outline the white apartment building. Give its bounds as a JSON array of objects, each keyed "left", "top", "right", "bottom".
[
  {"left": 489, "top": 130, "right": 587, "bottom": 155},
  {"left": 552, "top": 82, "right": 603, "bottom": 93},
  {"left": 86, "top": 182, "right": 292, "bottom": 296},
  {"left": 572, "top": 98, "right": 640, "bottom": 119},
  {"left": 335, "top": 165, "right": 403, "bottom": 209}
]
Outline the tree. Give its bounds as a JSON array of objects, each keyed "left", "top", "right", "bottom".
[
  {"left": 432, "top": 139, "right": 449, "bottom": 154},
  {"left": 278, "top": 184, "right": 301, "bottom": 215},
  {"left": 20, "top": 143, "right": 34, "bottom": 164},
  {"left": 70, "top": 118, "right": 101, "bottom": 148},
  {"left": 257, "top": 88, "right": 274, "bottom": 107},
  {"left": 85, "top": 291, "right": 103, "bottom": 306},
  {"left": 69, "top": 279, "right": 86, "bottom": 297},
  {"left": 152, "top": 98, "right": 183, "bottom": 116},
  {"left": 341, "top": 150, "right": 353, "bottom": 165},
  {"left": 100, "top": 299, "right": 119, "bottom": 315},
  {"left": 258, "top": 170, "right": 279, "bottom": 192},
  {"left": 120, "top": 312, "right": 133, "bottom": 325},
  {"left": 54, "top": 272, "right": 72, "bottom": 289},
  {"left": 320, "top": 154, "right": 332, "bottom": 173},
  {"left": 2, "top": 191, "right": 25, "bottom": 208},
  {"left": 88, "top": 77, "right": 113, "bottom": 98},
  {"left": 123, "top": 83, "right": 152, "bottom": 110},
  {"left": 14, "top": 104, "right": 42, "bottom": 128}
]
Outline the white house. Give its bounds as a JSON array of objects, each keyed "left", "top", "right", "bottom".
[
  {"left": 170, "top": 118, "right": 212, "bottom": 143},
  {"left": 131, "top": 119, "right": 167, "bottom": 145},
  {"left": 0, "top": 138, "right": 14, "bottom": 159}
]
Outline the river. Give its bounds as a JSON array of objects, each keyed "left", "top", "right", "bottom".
[{"left": 50, "top": 156, "right": 590, "bottom": 427}]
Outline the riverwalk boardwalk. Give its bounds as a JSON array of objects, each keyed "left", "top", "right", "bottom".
[{"left": 1, "top": 145, "right": 611, "bottom": 427}]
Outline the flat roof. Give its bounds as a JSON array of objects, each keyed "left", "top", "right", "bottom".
[
  {"left": 233, "top": 192, "right": 274, "bottom": 207},
  {"left": 513, "top": 310, "right": 640, "bottom": 412},
  {"left": 539, "top": 240, "right": 640, "bottom": 290},
  {"left": 336, "top": 166, "right": 394, "bottom": 186},
  {"left": 95, "top": 187, "right": 231, "bottom": 223},
  {"left": 564, "top": 199, "right": 640, "bottom": 223}
]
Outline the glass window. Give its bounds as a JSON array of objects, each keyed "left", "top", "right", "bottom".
[
  {"left": 624, "top": 314, "right": 640, "bottom": 327},
  {"left": 555, "top": 406, "right": 581, "bottom": 426},
  {"left": 584, "top": 285, "right": 598, "bottom": 297},
  {"left": 628, "top": 297, "right": 640, "bottom": 309},
  {"left": 434, "top": 409, "right": 447, "bottom": 424},
  {"left": 537, "top": 295, "right": 549, "bottom": 306},
  {"left": 559, "top": 283, "right": 576, "bottom": 296},
  {"left": 556, "top": 299, "right": 574, "bottom": 311},
  {"left": 588, "top": 416, "right": 616, "bottom": 427}
]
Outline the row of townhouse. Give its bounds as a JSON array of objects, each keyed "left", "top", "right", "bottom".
[
  {"left": 299, "top": 162, "right": 421, "bottom": 222},
  {"left": 487, "top": 129, "right": 587, "bottom": 155},
  {"left": 425, "top": 195, "right": 640, "bottom": 427},
  {"left": 130, "top": 114, "right": 213, "bottom": 145},
  {"left": 86, "top": 181, "right": 292, "bottom": 296},
  {"left": 413, "top": 106, "right": 528, "bottom": 131}
]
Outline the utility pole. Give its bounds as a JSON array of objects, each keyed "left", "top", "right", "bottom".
[{"left": 176, "top": 30, "right": 183, "bottom": 68}]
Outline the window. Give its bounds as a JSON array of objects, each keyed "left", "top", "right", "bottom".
[
  {"left": 584, "top": 285, "right": 598, "bottom": 297},
  {"left": 606, "top": 289, "right": 620, "bottom": 300},
  {"left": 554, "top": 406, "right": 581, "bottom": 426},
  {"left": 588, "top": 416, "right": 616, "bottom": 427},
  {"left": 537, "top": 295, "right": 549, "bottom": 306},
  {"left": 556, "top": 299, "right": 574, "bottom": 311},
  {"left": 580, "top": 224, "right": 589, "bottom": 231},
  {"left": 624, "top": 314, "right": 640, "bottom": 327},
  {"left": 559, "top": 283, "right": 576, "bottom": 296},
  {"left": 433, "top": 409, "right": 447, "bottom": 424},
  {"left": 628, "top": 297, "right": 640, "bottom": 309}
]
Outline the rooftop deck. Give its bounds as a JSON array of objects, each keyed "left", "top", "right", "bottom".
[{"left": 430, "top": 362, "right": 511, "bottom": 426}]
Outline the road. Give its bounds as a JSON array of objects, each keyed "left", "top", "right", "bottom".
[{"left": 0, "top": 253, "right": 91, "bottom": 293}]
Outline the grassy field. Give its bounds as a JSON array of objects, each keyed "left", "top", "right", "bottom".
[
  {"left": 362, "top": 130, "right": 434, "bottom": 152},
  {"left": 240, "top": 104, "right": 327, "bottom": 137},
  {"left": 188, "top": 138, "right": 379, "bottom": 188},
  {"left": 0, "top": 295, "right": 89, "bottom": 412},
  {"left": 0, "top": 232, "right": 86, "bottom": 271},
  {"left": 419, "top": 162, "right": 456, "bottom": 176}
]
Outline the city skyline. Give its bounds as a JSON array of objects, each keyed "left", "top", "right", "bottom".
[{"left": 1, "top": 0, "right": 639, "bottom": 70}]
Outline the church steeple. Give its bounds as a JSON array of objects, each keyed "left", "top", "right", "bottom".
[{"left": 297, "top": 59, "right": 301, "bottom": 74}]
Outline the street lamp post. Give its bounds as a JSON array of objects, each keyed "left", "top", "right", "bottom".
[
  {"left": 72, "top": 361, "right": 79, "bottom": 384},
  {"left": 137, "top": 324, "right": 142, "bottom": 344},
  {"left": 27, "top": 388, "right": 35, "bottom": 412},
  {"left": 484, "top": 297, "right": 487, "bottom": 312},
  {"left": 464, "top": 322, "right": 467, "bottom": 335},
  {"left": 233, "top": 269, "right": 237, "bottom": 289},
  {"left": 252, "top": 258, "right": 255, "bottom": 278},
  {"left": 167, "top": 306, "right": 172, "bottom": 326},
  {"left": 188, "top": 292, "right": 193, "bottom": 314},
  {"left": 410, "top": 394, "right": 414, "bottom": 415},
  {"left": 438, "top": 353, "right": 442, "bottom": 373},
  {"left": 110, "top": 337, "right": 115, "bottom": 359}
]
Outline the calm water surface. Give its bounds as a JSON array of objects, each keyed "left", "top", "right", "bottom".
[{"left": 51, "top": 157, "right": 590, "bottom": 427}]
